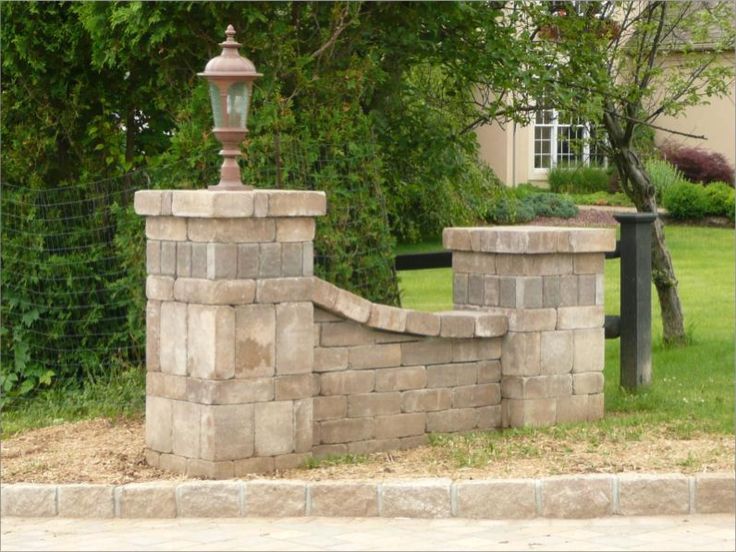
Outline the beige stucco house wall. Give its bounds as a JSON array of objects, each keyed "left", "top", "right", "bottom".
[{"left": 477, "top": 53, "right": 735, "bottom": 188}]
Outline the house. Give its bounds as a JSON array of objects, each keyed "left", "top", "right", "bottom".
[{"left": 475, "top": 4, "right": 735, "bottom": 188}]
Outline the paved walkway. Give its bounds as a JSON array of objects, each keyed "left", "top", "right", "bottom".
[{"left": 1, "top": 515, "right": 734, "bottom": 551}]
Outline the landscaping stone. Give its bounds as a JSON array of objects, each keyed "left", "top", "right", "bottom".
[
  {"left": 118, "top": 483, "right": 177, "bottom": 518},
  {"left": 695, "top": 474, "right": 736, "bottom": 513},
  {"left": 57, "top": 485, "right": 114, "bottom": 518},
  {"left": 1, "top": 485, "right": 56, "bottom": 517},
  {"left": 309, "top": 483, "right": 378, "bottom": 517},
  {"left": 456, "top": 480, "right": 536, "bottom": 519},
  {"left": 617, "top": 474, "right": 689, "bottom": 516},
  {"left": 177, "top": 482, "right": 241, "bottom": 517},
  {"left": 541, "top": 476, "right": 613, "bottom": 518},
  {"left": 245, "top": 481, "right": 306, "bottom": 516},
  {"left": 381, "top": 480, "right": 452, "bottom": 518}
]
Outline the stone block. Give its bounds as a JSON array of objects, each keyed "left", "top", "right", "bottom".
[
  {"left": 477, "top": 360, "right": 502, "bottom": 383},
  {"left": 400, "top": 434, "right": 429, "bottom": 450},
  {"left": 402, "top": 388, "right": 452, "bottom": 412},
  {"left": 146, "top": 301, "right": 161, "bottom": 372},
  {"left": 456, "top": 480, "right": 536, "bottom": 519},
  {"left": 483, "top": 276, "right": 500, "bottom": 306},
  {"left": 253, "top": 192, "right": 269, "bottom": 217},
  {"left": 313, "top": 444, "right": 348, "bottom": 457},
  {"left": 119, "top": 483, "right": 177, "bottom": 518},
  {"left": 146, "top": 372, "right": 187, "bottom": 401},
  {"left": 147, "top": 240, "right": 161, "bottom": 274},
  {"left": 135, "top": 190, "right": 163, "bottom": 215},
  {"left": 573, "top": 328, "right": 605, "bottom": 373},
  {"left": 267, "top": 190, "right": 326, "bottom": 216},
  {"left": 294, "top": 399, "right": 313, "bottom": 453},
  {"left": 596, "top": 273, "right": 605, "bottom": 305},
  {"left": 281, "top": 242, "right": 303, "bottom": 277},
  {"left": 558, "top": 228, "right": 616, "bottom": 253},
  {"left": 146, "top": 217, "right": 187, "bottom": 241},
  {"left": 206, "top": 243, "right": 237, "bottom": 279},
  {"left": 375, "top": 366, "right": 427, "bottom": 392},
  {"left": 159, "top": 453, "right": 188, "bottom": 474},
  {"left": 245, "top": 481, "right": 306, "bottom": 516},
  {"left": 160, "top": 241, "right": 177, "bottom": 276},
  {"left": 503, "top": 398, "right": 556, "bottom": 428},
  {"left": 314, "top": 347, "right": 348, "bottom": 372},
  {"left": 452, "top": 251, "right": 495, "bottom": 274},
  {"left": 171, "top": 190, "right": 254, "bottom": 218},
  {"left": 543, "top": 275, "right": 560, "bottom": 308},
  {"left": 490, "top": 307, "right": 556, "bottom": 332},
  {"left": 499, "top": 277, "right": 516, "bottom": 307},
  {"left": 443, "top": 227, "right": 472, "bottom": 250},
  {"left": 426, "top": 408, "right": 478, "bottom": 433},
  {"left": 347, "top": 439, "right": 401, "bottom": 455},
  {"left": 159, "top": 301, "right": 187, "bottom": 375},
  {"left": 381, "top": 480, "right": 452, "bottom": 518},
  {"left": 314, "top": 396, "right": 347, "bottom": 420},
  {"left": 515, "top": 277, "right": 543, "bottom": 308},
  {"left": 349, "top": 344, "right": 402, "bottom": 370},
  {"left": 573, "top": 372, "right": 604, "bottom": 394},
  {"left": 175, "top": 242, "right": 192, "bottom": 278},
  {"left": 188, "top": 218, "right": 275, "bottom": 243},
  {"left": 235, "top": 304, "right": 275, "bottom": 378},
  {"left": 556, "top": 394, "right": 590, "bottom": 424},
  {"left": 256, "top": 242, "right": 281, "bottom": 278},
  {"left": 502, "top": 375, "right": 571, "bottom": 400},
  {"left": 439, "top": 312, "right": 476, "bottom": 338},
  {"left": 557, "top": 305, "right": 604, "bottom": 330},
  {"left": 541, "top": 475, "right": 613, "bottom": 518},
  {"left": 574, "top": 253, "right": 604, "bottom": 274},
  {"left": 274, "top": 452, "right": 312, "bottom": 470},
  {"left": 235, "top": 243, "right": 259, "bottom": 278},
  {"left": 426, "top": 363, "right": 477, "bottom": 388},
  {"left": 540, "top": 330, "right": 574, "bottom": 375},
  {"left": 319, "top": 418, "right": 374, "bottom": 444},
  {"left": 578, "top": 274, "right": 597, "bottom": 306},
  {"left": 559, "top": 274, "right": 578, "bottom": 307},
  {"left": 348, "top": 392, "right": 402, "bottom": 417},
  {"left": 174, "top": 278, "right": 256, "bottom": 305},
  {"left": 320, "top": 321, "right": 374, "bottom": 347},
  {"left": 257, "top": 277, "right": 313, "bottom": 304},
  {"left": 275, "top": 374, "right": 318, "bottom": 400},
  {"left": 617, "top": 474, "right": 689, "bottom": 516},
  {"left": 275, "top": 302, "right": 313, "bottom": 374},
  {"left": 695, "top": 474, "right": 736, "bottom": 513},
  {"left": 375, "top": 412, "right": 426, "bottom": 439},
  {"left": 186, "top": 459, "right": 234, "bottom": 479},
  {"left": 177, "top": 482, "right": 242, "bottom": 517},
  {"left": 191, "top": 242, "right": 208, "bottom": 279},
  {"left": 333, "top": 288, "right": 372, "bottom": 323},
  {"left": 1, "top": 485, "right": 56, "bottom": 517},
  {"left": 200, "top": 403, "right": 254, "bottom": 461},
  {"left": 57, "top": 485, "right": 114, "bottom": 518},
  {"left": 172, "top": 401, "right": 201, "bottom": 458},
  {"left": 501, "top": 332, "right": 541, "bottom": 376},
  {"left": 588, "top": 393, "right": 605, "bottom": 420},
  {"left": 254, "top": 401, "right": 294, "bottom": 456},
  {"left": 320, "top": 370, "right": 374, "bottom": 395},
  {"left": 233, "top": 457, "right": 275, "bottom": 477},
  {"left": 401, "top": 340, "right": 453, "bottom": 366},
  {"left": 453, "top": 384, "right": 501, "bottom": 408},
  {"left": 453, "top": 339, "right": 502, "bottom": 362},
  {"left": 309, "top": 483, "right": 378, "bottom": 517},
  {"left": 146, "top": 396, "right": 173, "bottom": 453},
  {"left": 368, "top": 304, "right": 407, "bottom": 333},
  {"left": 453, "top": 273, "right": 468, "bottom": 305},
  {"left": 146, "top": 275, "right": 175, "bottom": 301},
  {"left": 187, "top": 304, "right": 235, "bottom": 380},
  {"left": 187, "top": 378, "right": 273, "bottom": 404},
  {"left": 401, "top": 311, "right": 439, "bottom": 338},
  {"left": 476, "top": 405, "right": 502, "bottom": 429},
  {"left": 467, "top": 274, "right": 484, "bottom": 305},
  {"left": 302, "top": 242, "right": 314, "bottom": 276},
  {"left": 276, "top": 218, "right": 315, "bottom": 242},
  {"left": 475, "top": 314, "right": 507, "bottom": 337}
]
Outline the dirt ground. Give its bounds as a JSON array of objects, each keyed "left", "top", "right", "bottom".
[{"left": 1, "top": 417, "right": 732, "bottom": 484}]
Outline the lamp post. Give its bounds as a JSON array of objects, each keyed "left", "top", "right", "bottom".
[{"left": 199, "top": 25, "right": 262, "bottom": 191}]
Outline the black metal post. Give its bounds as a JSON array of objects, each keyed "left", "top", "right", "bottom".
[{"left": 613, "top": 212, "right": 657, "bottom": 390}]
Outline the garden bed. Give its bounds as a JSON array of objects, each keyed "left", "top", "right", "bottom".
[{"left": 1, "top": 417, "right": 732, "bottom": 485}]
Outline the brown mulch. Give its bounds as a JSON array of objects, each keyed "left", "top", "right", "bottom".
[
  {"left": 1, "top": 418, "right": 732, "bottom": 484},
  {"left": 529, "top": 209, "right": 619, "bottom": 228}
]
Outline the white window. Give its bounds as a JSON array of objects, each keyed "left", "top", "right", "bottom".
[{"left": 533, "top": 108, "right": 606, "bottom": 169}]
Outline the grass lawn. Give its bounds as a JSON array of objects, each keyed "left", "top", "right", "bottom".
[{"left": 398, "top": 225, "right": 734, "bottom": 440}]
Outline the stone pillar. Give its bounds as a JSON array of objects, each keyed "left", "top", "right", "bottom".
[
  {"left": 443, "top": 226, "right": 615, "bottom": 427},
  {"left": 134, "top": 189, "right": 326, "bottom": 478}
]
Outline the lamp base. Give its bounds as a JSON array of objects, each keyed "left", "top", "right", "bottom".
[{"left": 208, "top": 183, "right": 254, "bottom": 191}]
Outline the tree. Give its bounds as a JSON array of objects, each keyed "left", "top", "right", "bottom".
[{"left": 469, "top": 1, "right": 735, "bottom": 345}]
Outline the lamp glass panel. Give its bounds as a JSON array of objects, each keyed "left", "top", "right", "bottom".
[
  {"left": 208, "top": 83, "right": 226, "bottom": 127},
  {"left": 227, "top": 82, "right": 249, "bottom": 128}
]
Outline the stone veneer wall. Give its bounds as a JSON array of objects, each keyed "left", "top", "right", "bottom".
[{"left": 134, "top": 190, "right": 614, "bottom": 478}]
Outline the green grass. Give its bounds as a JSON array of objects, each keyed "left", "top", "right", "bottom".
[
  {"left": 1, "top": 367, "right": 145, "bottom": 439},
  {"left": 399, "top": 225, "right": 734, "bottom": 436},
  {"left": 567, "top": 191, "right": 634, "bottom": 207}
]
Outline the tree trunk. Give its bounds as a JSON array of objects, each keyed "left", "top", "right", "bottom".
[{"left": 603, "top": 113, "right": 687, "bottom": 345}]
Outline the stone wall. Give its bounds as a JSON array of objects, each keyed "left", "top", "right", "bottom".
[{"left": 135, "top": 190, "right": 614, "bottom": 478}]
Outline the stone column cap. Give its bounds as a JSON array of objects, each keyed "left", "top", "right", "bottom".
[
  {"left": 134, "top": 189, "right": 327, "bottom": 218},
  {"left": 443, "top": 226, "right": 616, "bottom": 254}
]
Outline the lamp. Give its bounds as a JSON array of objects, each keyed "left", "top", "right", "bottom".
[{"left": 198, "top": 25, "right": 262, "bottom": 190}]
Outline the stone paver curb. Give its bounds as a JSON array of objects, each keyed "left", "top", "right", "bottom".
[{"left": 2, "top": 473, "right": 732, "bottom": 519}]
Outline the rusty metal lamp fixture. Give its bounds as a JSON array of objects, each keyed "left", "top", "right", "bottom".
[{"left": 198, "top": 25, "right": 262, "bottom": 191}]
